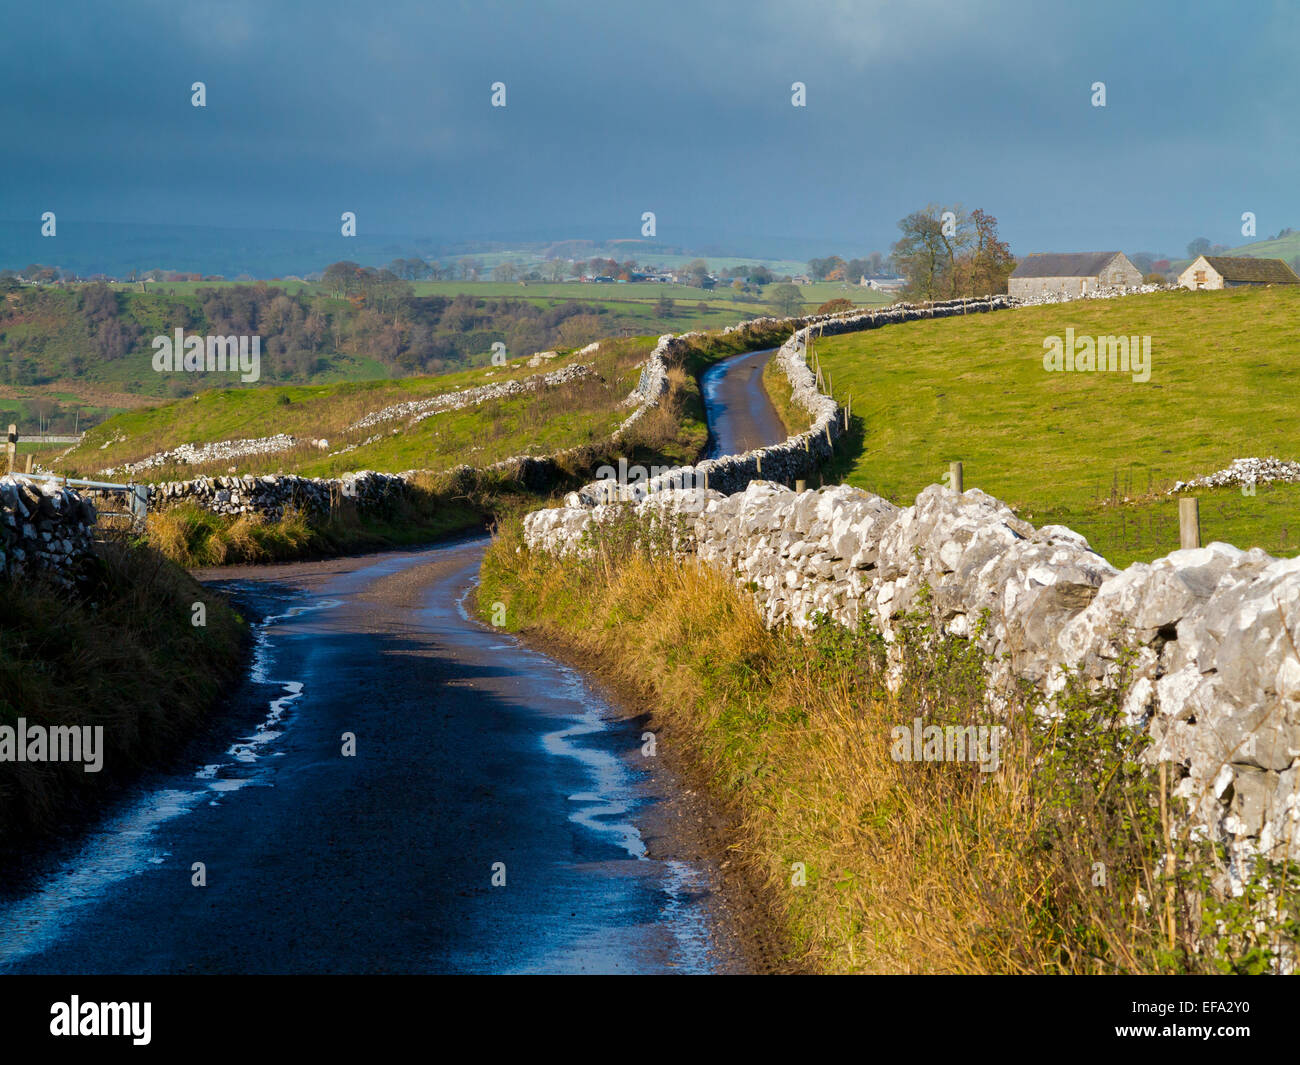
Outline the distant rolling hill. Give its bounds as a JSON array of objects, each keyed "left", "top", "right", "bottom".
[
  {"left": 0, "top": 219, "right": 816, "bottom": 281},
  {"left": 1169, "top": 229, "right": 1300, "bottom": 273},
  {"left": 1223, "top": 229, "right": 1300, "bottom": 263}
]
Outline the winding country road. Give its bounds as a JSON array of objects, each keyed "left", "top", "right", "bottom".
[{"left": 0, "top": 348, "right": 786, "bottom": 975}]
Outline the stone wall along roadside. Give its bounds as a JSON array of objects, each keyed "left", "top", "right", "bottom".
[
  {"left": 523, "top": 294, "right": 1299, "bottom": 878},
  {"left": 0, "top": 474, "right": 98, "bottom": 587},
  {"left": 524, "top": 478, "right": 1300, "bottom": 876},
  {"left": 145, "top": 469, "right": 414, "bottom": 521}
]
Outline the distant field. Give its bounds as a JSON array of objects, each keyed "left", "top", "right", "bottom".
[
  {"left": 110, "top": 278, "right": 892, "bottom": 314},
  {"left": 9, "top": 270, "right": 882, "bottom": 471},
  {"left": 814, "top": 287, "right": 1300, "bottom": 567}
]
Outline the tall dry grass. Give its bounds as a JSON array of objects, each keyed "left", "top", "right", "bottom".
[{"left": 146, "top": 503, "right": 317, "bottom": 567}]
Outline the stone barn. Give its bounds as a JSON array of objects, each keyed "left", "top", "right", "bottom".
[
  {"left": 1008, "top": 251, "right": 1142, "bottom": 299},
  {"left": 1177, "top": 255, "right": 1300, "bottom": 290}
]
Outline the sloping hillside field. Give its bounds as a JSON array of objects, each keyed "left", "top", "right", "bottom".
[
  {"left": 58, "top": 338, "right": 659, "bottom": 481},
  {"left": 815, "top": 287, "right": 1300, "bottom": 566}
]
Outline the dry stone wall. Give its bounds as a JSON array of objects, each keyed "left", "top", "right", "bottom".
[
  {"left": 146, "top": 469, "right": 413, "bottom": 520},
  {"left": 101, "top": 434, "right": 304, "bottom": 477},
  {"left": 0, "top": 475, "right": 98, "bottom": 587},
  {"left": 348, "top": 361, "right": 595, "bottom": 432},
  {"left": 1171, "top": 457, "right": 1300, "bottom": 494},
  {"left": 525, "top": 478, "right": 1300, "bottom": 875}
]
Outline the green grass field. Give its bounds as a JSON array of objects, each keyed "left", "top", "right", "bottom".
[
  {"left": 813, "top": 286, "right": 1300, "bottom": 567},
  {"left": 110, "top": 278, "right": 890, "bottom": 314},
  {"left": 56, "top": 314, "right": 800, "bottom": 493},
  {"left": 60, "top": 338, "right": 659, "bottom": 481}
]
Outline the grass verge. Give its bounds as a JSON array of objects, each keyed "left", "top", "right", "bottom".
[
  {"left": 0, "top": 541, "right": 246, "bottom": 849},
  {"left": 761, "top": 349, "right": 809, "bottom": 436}
]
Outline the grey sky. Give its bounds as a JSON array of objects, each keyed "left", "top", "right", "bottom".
[{"left": 2, "top": 0, "right": 1296, "bottom": 259}]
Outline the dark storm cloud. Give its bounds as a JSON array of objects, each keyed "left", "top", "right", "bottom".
[{"left": 1, "top": 0, "right": 1297, "bottom": 255}]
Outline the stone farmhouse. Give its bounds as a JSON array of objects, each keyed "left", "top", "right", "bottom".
[
  {"left": 1008, "top": 251, "right": 1142, "bottom": 299},
  {"left": 1177, "top": 255, "right": 1300, "bottom": 290}
]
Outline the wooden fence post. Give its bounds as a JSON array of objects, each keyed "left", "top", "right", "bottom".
[
  {"left": 949, "top": 460, "right": 963, "bottom": 495},
  {"left": 1179, "top": 497, "right": 1201, "bottom": 549},
  {"left": 5, "top": 424, "right": 15, "bottom": 474},
  {"left": 795, "top": 479, "right": 806, "bottom": 493},
  {"left": 24, "top": 453, "right": 34, "bottom": 474}
]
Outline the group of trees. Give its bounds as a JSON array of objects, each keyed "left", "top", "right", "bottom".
[
  {"left": 320, "top": 261, "right": 411, "bottom": 311},
  {"left": 1129, "top": 252, "right": 1171, "bottom": 275},
  {"left": 229, "top": 282, "right": 627, "bottom": 379},
  {"left": 4, "top": 265, "right": 76, "bottom": 284},
  {"left": 890, "top": 205, "right": 1016, "bottom": 300},
  {"left": 1185, "top": 237, "right": 1233, "bottom": 260},
  {"left": 807, "top": 253, "right": 890, "bottom": 282},
  {"left": 0, "top": 274, "right": 643, "bottom": 391},
  {"left": 78, "top": 282, "right": 141, "bottom": 363}
]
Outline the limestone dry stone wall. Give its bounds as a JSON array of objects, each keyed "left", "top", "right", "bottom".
[
  {"left": 146, "top": 469, "right": 413, "bottom": 521},
  {"left": 0, "top": 475, "right": 98, "bottom": 587},
  {"left": 525, "top": 479, "right": 1300, "bottom": 874},
  {"left": 348, "top": 361, "right": 596, "bottom": 433},
  {"left": 101, "top": 434, "right": 305, "bottom": 477}
]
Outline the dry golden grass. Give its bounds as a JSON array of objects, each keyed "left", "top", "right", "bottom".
[{"left": 146, "top": 505, "right": 316, "bottom": 567}]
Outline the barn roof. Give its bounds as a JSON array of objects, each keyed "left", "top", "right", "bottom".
[
  {"left": 1201, "top": 256, "right": 1300, "bottom": 284},
  {"left": 1009, "top": 252, "right": 1124, "bottom": 279}
]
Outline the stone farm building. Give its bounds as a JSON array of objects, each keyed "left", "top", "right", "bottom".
[
  {"left": 1177, "top": 255, "right": 1300, "bottom": 290},
  {"left": 1007, "top": 251, "right": 1142, "bottom": 299}
]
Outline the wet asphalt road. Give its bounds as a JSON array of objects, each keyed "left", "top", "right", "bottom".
[
  {"left": 0, "top": 542, "right": 745, "bottom": 973},
  {"left": 701, "top": 348, "right": 786, "bottom": 458},
  {"left": 0, "top": 347, "right": 786, "bottom": 975}
]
